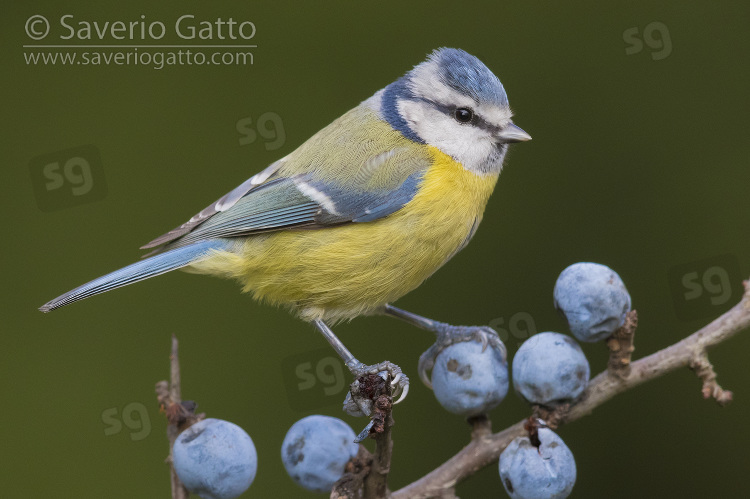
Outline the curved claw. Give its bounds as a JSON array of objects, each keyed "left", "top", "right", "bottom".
[
  {"left": 418, "top": 325, "right": 507, "bottom": 391},
  {"left": 394, "top": 382, "right": 409, "bottom": 405},
  {"left": 354, "top": 420, "right": 375, "bottom": 443},
  {"left": 477, "top": 327, "right": 490, "bottom": 352},
  {"left": 418, "top": 349, "right": 436, "bottom": 389},
  {"left": 480, "top": 327, "right": 507, "bottom": 360},
  {"left": 349, "top": 360, "right": 410, "bottom": 405},
  {"left": 343, "top": 391, "right": 369, "bottom": 417},
  {"left": 389, "top": 369, "right": 410, "bottom": 404},
  {"left": 464, "top": 326, "right": 506, "bottom": 359}
]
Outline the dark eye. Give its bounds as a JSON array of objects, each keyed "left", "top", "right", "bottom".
[{"left": 454, "top": 108, "right": 474, "bottom": 123}]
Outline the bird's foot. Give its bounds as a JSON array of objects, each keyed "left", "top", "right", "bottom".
[
  {"left": 419, "top": 324, "right": 505, "bottom": 389},
  {"left": 343, "top": 361, "right": 409, "bottom": 418}
]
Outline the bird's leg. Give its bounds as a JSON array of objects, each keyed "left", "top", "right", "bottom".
[
  {"left": 312, "top": 319, "right": 410, "bottom": 413},
  {"left": 381, "top": 304, "right": 505, "bottom": 389}
]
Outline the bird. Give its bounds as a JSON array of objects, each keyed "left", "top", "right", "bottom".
[{"left": 40, "top": 47, "right": 530, "bottom": 405}]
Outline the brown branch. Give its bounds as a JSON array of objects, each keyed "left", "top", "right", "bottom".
[
  {"left": 392, "top": 279, "right": 750, "bottom": 499},
  {"left": 468, "top": 414, "right": 492, "bottom": 441},
  {"left": 532, "top": 403, "right": 570, "bottom": 431},
  {"left": 333, "top": 374, "right": 397, "bottom": 499},
  {"left": 332, "top": 446, "right": 373, "bottom": 499},
  {"left": 154, "top": 335, "right": 191, "bottom": 499},
  {"left": 688, "top": 352, "right": 733, "bottom": 405},
  {"left": 363, "top": 394, "right": 394, "bottom": 498},
  {"left": 607, "top": 309, "right": 638, "bottom": 378}
]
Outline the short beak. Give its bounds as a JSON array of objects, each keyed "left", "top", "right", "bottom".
[{"left": 495, "top": 123, "right": 532, "bottom": 144}]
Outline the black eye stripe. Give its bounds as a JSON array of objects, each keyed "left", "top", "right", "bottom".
[{"left": 410, "top": 97, "right": 498, "bottom": 132}]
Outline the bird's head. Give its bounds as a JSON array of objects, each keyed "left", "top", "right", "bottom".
[{"left": 381, "top": 47, "right": 530, "bottom": 175}]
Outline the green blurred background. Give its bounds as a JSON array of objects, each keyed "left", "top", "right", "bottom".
[{"left": 3, "top": 1, "right": 749, "bottom": 497}]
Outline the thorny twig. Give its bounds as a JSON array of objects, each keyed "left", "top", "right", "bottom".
[
  {"left": 155, "top": 334, "right": 204, "bottom": 499},
  {"left": 333, "top": 373, "right": 396, "bottom": 499},
  {"left": 391, "top": 279, "right": 750, "bottom": 499}
]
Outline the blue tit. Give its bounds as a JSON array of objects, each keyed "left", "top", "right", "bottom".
[{"left": 40, "top": 48, "right": 531, "bottom": 401}]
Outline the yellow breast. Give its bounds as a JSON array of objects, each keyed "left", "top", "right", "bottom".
[{"left": 190, "top": 146, "right": 499, "bottom": 322}]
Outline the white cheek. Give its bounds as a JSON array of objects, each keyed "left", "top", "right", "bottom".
[{"left": 398, "top": 100, "right": 500, "bottom": 174}]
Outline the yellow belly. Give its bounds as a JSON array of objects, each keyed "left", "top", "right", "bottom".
[{"left": 189, "top": 146, "right": 499, "bottom": 322}]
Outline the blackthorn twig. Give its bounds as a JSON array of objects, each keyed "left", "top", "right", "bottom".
[{"left": 391, "top": 278, "right": 750, "bottom": 499}]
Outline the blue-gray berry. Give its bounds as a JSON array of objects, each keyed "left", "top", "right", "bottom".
[
  {"left": 173, "top": 418, "right": 257, "bottom": 499},
  {"left": 499, "top": 428, "right": 576, "bottom": 499},
  {"left": 553, "top": 262, "right": 631, "bottom": 342},
  {"left": 512, "top": 332, "right": 589, "bottom": 406},
  {"left": 281, "top": 415, "right": 359, "bottom": 493},
  {"left": 431, "top": 339, "right": 509, "bottom": 417}
]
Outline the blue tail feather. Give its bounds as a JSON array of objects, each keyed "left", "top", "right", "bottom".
[{"left": 39, "top": 239, "right": 229, "bottom": 312}]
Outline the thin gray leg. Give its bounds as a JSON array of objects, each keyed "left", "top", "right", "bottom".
[
  {"left": 381, "top": 303, "right": 506, "bottom": 388},
  {"left": 311, "top": 318, "right": 410, "bottom": 404},
  {"left": 383, "top": 304, "right": 451, "bottom": 333},
  {"left": 312, "top": 319, "right": 360, "bottom": 371}
]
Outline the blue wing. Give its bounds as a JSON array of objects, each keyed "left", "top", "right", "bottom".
[
  {"left": 154, "top": 171, "right": 424, "bottom": 251},
  {"left": 145, "top": 155, "right": 426, "bottom": 253}
]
